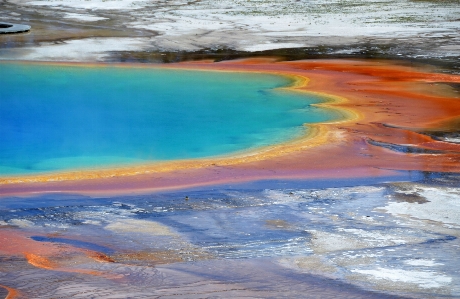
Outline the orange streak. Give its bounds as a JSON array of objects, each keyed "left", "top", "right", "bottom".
[
  {"left": 24, "top": 252, "right": 119, "bottom": 278},
  {"left": 0, "top": 230, "right": 117, "bottom": 279},
  {"left": 24, "top": 253, "right": 57, "bottom": 270},
  {"left": 0, "top": 285, "right": 20, "bottom": 299},
  {"left": 0, "top": 230, "right": 71, "bottom": 256},
  {"left": 1, "top": 58, "right": 459, "bottom": 197}
]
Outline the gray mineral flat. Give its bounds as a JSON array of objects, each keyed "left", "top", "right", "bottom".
[{"left": 0, "top": 22, "right": 31, "bottom": 34}]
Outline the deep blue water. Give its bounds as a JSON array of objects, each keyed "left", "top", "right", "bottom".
[{"left": 0, "top": 63, "right": 337, "bottom": 175}]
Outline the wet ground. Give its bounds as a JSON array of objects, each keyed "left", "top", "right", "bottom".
[
  {"left": 0, "top": 172, "right": 459, "bottom": 298},
  {"left": 1, "top": 1, "right": 459, "bottom": 297}
]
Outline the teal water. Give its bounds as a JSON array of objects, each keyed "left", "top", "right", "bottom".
[{"left": 0, "top": 63, "right": 338, "bottom": 175}]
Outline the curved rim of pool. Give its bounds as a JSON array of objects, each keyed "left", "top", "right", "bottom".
[
  {"left": 1, "top": 58, "right": 460, "bottom": 197},
  {"left": 0, "top": 61, "right": 353, "bottom": 177}
]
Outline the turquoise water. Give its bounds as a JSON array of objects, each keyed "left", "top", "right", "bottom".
[{"left": 0, "top": 63, "right": 337, "bottom": 175}]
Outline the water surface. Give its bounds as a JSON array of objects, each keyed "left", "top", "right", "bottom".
[{"left": 0, "top": 63, "right": 337, "bottom": 175}]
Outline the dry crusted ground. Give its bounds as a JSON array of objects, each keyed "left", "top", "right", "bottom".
[{"left": 0, "top": 0, "right": 459, "bottom": 70}]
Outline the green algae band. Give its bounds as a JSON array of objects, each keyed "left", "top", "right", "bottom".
[{"left": 0, "top": 63, "right": 337, "bottom": 175}]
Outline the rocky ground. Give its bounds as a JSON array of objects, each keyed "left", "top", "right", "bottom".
[{"left": 1, "top": 0, "right": 459, "bottom": 71}]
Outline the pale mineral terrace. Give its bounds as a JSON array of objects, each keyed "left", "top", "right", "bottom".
[{"left": 0, "top": 0, "right": 459, "bottom": 68}]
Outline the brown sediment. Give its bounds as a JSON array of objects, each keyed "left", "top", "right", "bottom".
[
  {"left": 112, "top": 248, "right": 212, "bottom": 267},
  {"left": 86, "top": 251, "right": 116, "bottom": 263},
  {"left": 1, "top": 58, "right": 460, "bottom": 196},
  {"left": 265, "top": 219, "right": 291, "bottom": 229},
  {"left": 113, "top": 250, "right": 185, "bottom": 266}
]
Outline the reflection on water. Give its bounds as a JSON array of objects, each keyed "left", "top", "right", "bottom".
[{"left": 0, "top": 173, "right": 459, "bottom": 298}]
